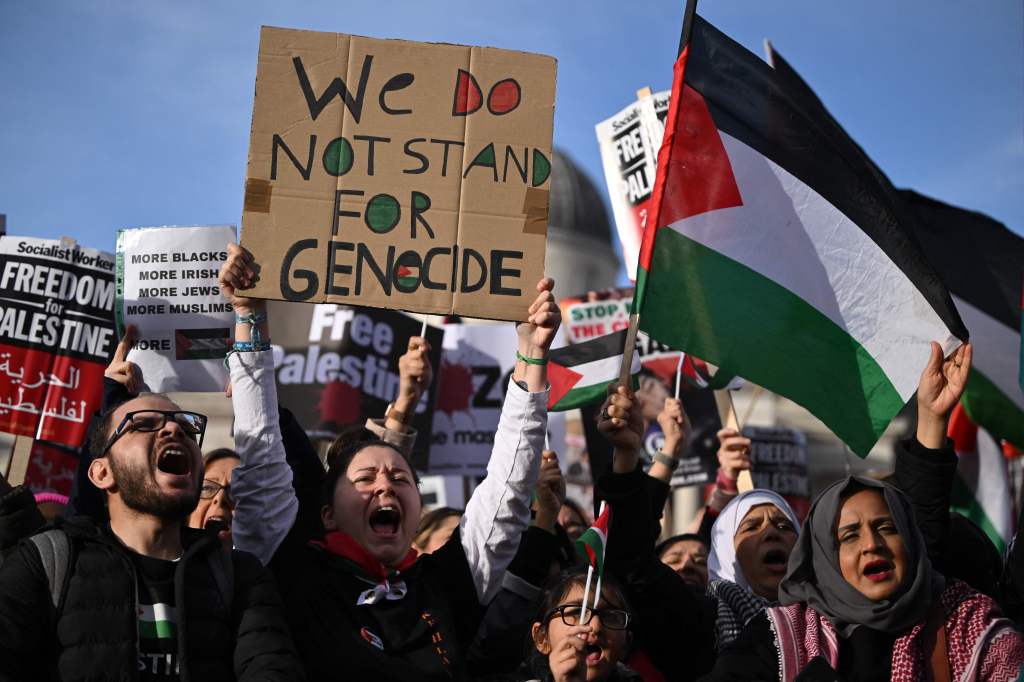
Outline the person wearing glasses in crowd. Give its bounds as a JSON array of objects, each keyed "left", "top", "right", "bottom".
[
  {"left": 524, "top": 568, "right": 638, "bottom": 682},
  {"left": 189, "top": 448, "right": 241, "bottom": 548},
  {"left": 0, "top": 372, "right": 302, "bottom": 678}
]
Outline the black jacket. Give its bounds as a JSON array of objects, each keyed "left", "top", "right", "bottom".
[
  {"left": 0, "top": 485, "right": 46, "bottom": 555},
  {"left": 0, "top": 516, "right": 302, "bottom": 682},
  {"left": 596, "top": 464, "right": 718, "bottom": 681}
]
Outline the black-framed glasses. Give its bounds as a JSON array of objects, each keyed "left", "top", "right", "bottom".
[
  {"left": 200, "top": 479, "right": 234, "bottom": 503},
  {"left": 102, "top": 410, "right": 208, "bottom": 455},
  {"left": 544, "top": 604, "right": 631, "bottom": 630}
]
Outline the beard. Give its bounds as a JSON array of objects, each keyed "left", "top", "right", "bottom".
[{"left": 108, "top": 454, "right": 200, "bottom": 521}]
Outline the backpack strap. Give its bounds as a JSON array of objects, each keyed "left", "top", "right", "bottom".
[
  {"left": 28, "top": 529, "right": 71, "bottom": 610},
  {"left": 207, "top": 546, "right": 235, "bottom": 617}
]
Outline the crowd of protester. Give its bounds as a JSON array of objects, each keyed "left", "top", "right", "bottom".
[{"left": 0, "top": 242, "right": 1022, "bottom": 680}]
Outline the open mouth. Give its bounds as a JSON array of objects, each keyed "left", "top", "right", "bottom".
[
  {"left": 762, "top": 549, "right": 788, "bottom": 571},
  {"left": 156, "top": 446, "right": 192, "bottom": 476},
  {"left": 205, "top": 516, "right": 230, "bottom": 534},
  {"left": 863, "top": 559, "right": 894, "bottom": 582},
  {"left": 369, "top": 505, "right": 401, "bottom": 537},
  {"left": 583, "top": 643, "right": 603, "bottom": 666}
]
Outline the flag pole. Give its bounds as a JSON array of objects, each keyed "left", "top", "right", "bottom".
[
  {"left": 591, "top": 501, "right": 608, "bottom": 611},
  {"left": 674, "top": 354, "right": 685, "bottom": 400},
  {"left": 581, "top": 500, "right": 606, "bottom": 622},
  {"left": 713, "top": 390, "right": 754, "bottom": 492},
  {"left": 419, "top": 316, "right": 428, "bottom": 339}
]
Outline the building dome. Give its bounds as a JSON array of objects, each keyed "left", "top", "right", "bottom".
[
  {"left": 549, "top": 150, "right": 614, "bottom": 245},
  {"left": 545, "top": 149, "right": 621, "bottom": 297}
]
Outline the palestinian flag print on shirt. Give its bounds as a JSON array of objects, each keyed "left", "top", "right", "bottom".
[{"left": 634, "top": 15, "right": 967, "bottom": 455}]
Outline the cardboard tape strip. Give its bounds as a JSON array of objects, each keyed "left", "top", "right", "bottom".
[
  {"left": 522, "top": 187, "right": 549, "bottom": 235},
  {"left": 244, "top": 179, "right": 273, "bottom": 213}
]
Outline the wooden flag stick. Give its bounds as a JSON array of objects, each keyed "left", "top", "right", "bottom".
[
  {"left": 7, "top": 435, "right": 33, "bottom": 486},
  {"left": 617, "top": 314, "right": 641, "bottom": 388},
  {"left": 713, "top": 390, "right": 754, "bottom": 492}
]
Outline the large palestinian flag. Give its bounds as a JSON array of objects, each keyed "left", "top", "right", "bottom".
[
  {"left": 634, "top": 15, "right": 968, "bottom": 455},
  {"left": 900, "top": 191, "right": 1024, "bottom": 448},
  {"left": 548, "top": 330, "right": 641, "bottom": 411},
  {"left": 948, "top": 403, "right": 1013, "bottom": 554}
]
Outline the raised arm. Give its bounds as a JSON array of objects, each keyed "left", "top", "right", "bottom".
[
  {"left": 221, "top": 244, "right": 298, "bottom": 565},
  {"left": 894, "top": 341, "right": 971, "bottom": 568},
  {"left": 460, "top": 278, "right": 558, "bottom": 604}
]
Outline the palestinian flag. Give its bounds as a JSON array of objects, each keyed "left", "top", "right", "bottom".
[
  {"left": 948, "top": 403, "right": 1013, "bottom": 554},
  {"left": 634, "top": 15, "right": 968, "bottom": 455},
  {"left": 547, "top": 330, "right": 641, "bottom": 411},
  {"left": 899, "top": 191, "right": 1024, "bottom": 448},
  {"left": 574, "top": 503, "right": 611, "bottom": 576}
]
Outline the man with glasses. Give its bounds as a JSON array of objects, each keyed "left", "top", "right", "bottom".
[{"left": 0, "top": 361, "right": 302, "bottom": 679}]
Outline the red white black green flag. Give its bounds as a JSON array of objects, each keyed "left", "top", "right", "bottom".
[{"left": 634, "top": 15, "right": 968, "bottom": 455}]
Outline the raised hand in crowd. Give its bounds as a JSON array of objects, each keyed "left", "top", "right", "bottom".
[
  {"left": 597, "top": 384, "right": 644, "bottom": 472},
  {"left": 103, "top": 324, "right": 142, "bottom": 395},
  {"left": 716, "top": 427, "right": 752, "bottom": 483},
  {"left": 385, "top": 336, "right": 433, "bottom": 433},
  {"left": 533, "top": 450, "right": 567, "bottom": 533},
  {"left": 515, "top": 277, "right": 560, "bottom": 391},
  {"left": 220, "top": 242, "right": 268, "bottom": 344},
  {"left": 648, "top": 397, "right": 689, "bottom": 483},
  {"left": 916, "top": 340, "right": 972, "bottom": 448}
]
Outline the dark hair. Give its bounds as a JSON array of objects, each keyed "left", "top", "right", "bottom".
[
  {"left": 413, "top": 507, "right": 463, "bottom": 548},
  {"left": 322, "top": 438, "right": 418, "bottom": 504},
  {"left": 88, "top": 392, "right": 175, "bottom": 459},
  {"left": 656, "top": 533, "right": 708, "bottom": 559},
  {"left": 203, "top": 448, "right": 240, "bottom": 470},
  {"left": 560, "top": 498, "right": 590, "bottom": 527},
  {"left": 527, "top": 566, "right": 633, "bottom": 678}
]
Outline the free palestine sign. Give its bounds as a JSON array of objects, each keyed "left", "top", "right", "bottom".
[{"left": 240, "top": 27, "right": 556, "bottom": 322}]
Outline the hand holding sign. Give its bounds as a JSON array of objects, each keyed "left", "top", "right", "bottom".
[
  {"left": 716, "top": 427, "right": 752, "bottom": 482},
  {"left": 389, "top": 337, "right": 433, "bottom": 431},
  {"left": 219, "top": 243, "right": 262, "bottom": 317},
  {"left": 104, "top": 326, "right": 143, "bottom": 396}
]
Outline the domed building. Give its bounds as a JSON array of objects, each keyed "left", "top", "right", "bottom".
[{"left": 545, "top": 149, "right": 622, "bottom": 297}]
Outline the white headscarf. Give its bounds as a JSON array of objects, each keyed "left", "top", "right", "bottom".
[{"left": 708, "top": 489, "right": 799, "bottom": 592}]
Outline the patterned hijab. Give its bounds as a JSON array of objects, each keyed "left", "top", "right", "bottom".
[
  {"left": 778, "top": 476, "right": 943, "bottom": 637},
  {"left": 708, "top": 489, "right": 800, "bottom": 592}
]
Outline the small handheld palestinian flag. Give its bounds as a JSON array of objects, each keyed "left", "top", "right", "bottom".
[
  {"left": 548, "top": 330, "right": 641, "bottom": 411},
  {"left": 575, "top": 502, "right": 610, "bottom": 616}
]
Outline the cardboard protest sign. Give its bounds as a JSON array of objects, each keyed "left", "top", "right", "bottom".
[
  {"left": 428, "top": 323, "right": 516, "bottom": 476},
  {"left": 0, "top": 236, "right": 116, "bottom": 446},
  {"left": 745, "top": 426, "right": 811, "bottom": 520},
  {"left": 267, "top": 300, "right": 443, "bottom": 468},
  {"left": 429, "top": 322, "right": 567, "bottom": 477},
  {"left": 23, "top": 440, "right": 77, "bottom": 496},
  {"left": 240, "top": 27, "right": 556, "bottom": 322},
  {"left": 595, "top": 90, "right": 670, "bottom": 280},
  {"left": 116, "top": 225, "right": 236, "bottom": 392}
]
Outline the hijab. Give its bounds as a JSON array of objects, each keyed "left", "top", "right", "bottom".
[
  {"left": 778, "top": 476, "right": 943, "bottom": 637},
  {"left": 708, "top": 489, "right": 800, "bottom": 592}
]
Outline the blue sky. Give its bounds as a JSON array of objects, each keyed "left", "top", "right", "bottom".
[{"left": 1, "top": 0, "right": 1021, "bottom": 278}]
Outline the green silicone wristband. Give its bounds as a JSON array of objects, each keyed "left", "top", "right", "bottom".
[{"left": 516, "top": 351, "right": 548, "bottom": 366}]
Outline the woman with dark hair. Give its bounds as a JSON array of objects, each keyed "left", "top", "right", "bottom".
[
  {"left": 523, "top": 568, "right": 639, "bottom": 682},
  {"left": 222, "top": 245, "right": 563, "bottom": 681},
  {"left": 702, "top": 476, "right": 1024, "bottom": 681}
]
